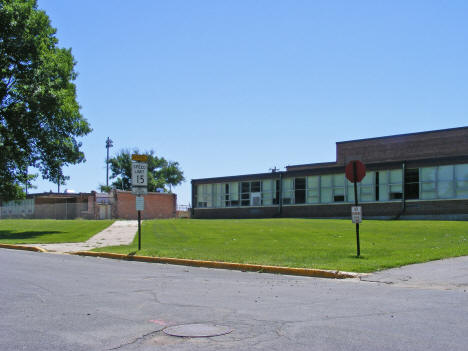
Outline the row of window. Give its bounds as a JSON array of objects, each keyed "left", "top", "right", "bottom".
[{"left": 195, "top": 163, "right": 468, "bottom": 208}]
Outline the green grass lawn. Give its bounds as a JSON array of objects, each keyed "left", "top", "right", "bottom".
[
  {"left": 94, "top": 218, "right": 468, "bottom": 273},
  {"left": 0, "top": 219, "right": 114, "bottom": 244}
]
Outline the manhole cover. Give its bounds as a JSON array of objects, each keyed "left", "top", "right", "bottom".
[{"left": 163, "top": 323, "right": 233, "bottom": 338}]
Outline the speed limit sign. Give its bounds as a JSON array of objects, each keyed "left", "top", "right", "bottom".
[{"left": 132, "top": 161, "right": 147, "bottom": 195}]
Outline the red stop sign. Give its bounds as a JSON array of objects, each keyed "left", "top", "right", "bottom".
[{"left": 345, "top": 160, "right": 366, "bottom": 183}]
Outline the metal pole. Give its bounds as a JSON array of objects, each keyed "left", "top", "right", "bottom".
[
  {"left": 106, "top": 142, "right": 109, "bottom": 187},
  {"left": 353, "top": 161, "right": 360, "bottom": 257},
  {"left": 138, "top": 210, "right": 141, "bottom": 250},
  {"left": 105, "top": 137, "right": 113, "bottom": 188}
]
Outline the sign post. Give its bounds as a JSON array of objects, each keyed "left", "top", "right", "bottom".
[
  {"left": 345, "top": 160, "right": 366, "bottom": 257},
  {"left": 132, "top": 154, "right": 148, "bottom": 250}
]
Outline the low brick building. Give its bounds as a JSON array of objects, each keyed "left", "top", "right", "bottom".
[
  {"left": 114, "top": 191, "right": 176, "bottom": 220},
  {"left": 0, "top": 190, "right": 177, "bottom": 220},
  {"left": 192, "top": 126, "right": 468, "bottom": 220}
]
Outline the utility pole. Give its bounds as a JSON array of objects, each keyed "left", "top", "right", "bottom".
[{"left": 105, "top": 137, "right": 114, "bottom": 187}]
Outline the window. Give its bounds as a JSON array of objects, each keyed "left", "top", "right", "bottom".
[
  {"left": 282, "top": 178, "right": 294, "bottom": 204},
  {"left": 438, "top": 165, "right": 454, "bottom": 198},
  {"left": 295, "top": 178, "right": 306, "bottom": 204},
  {"left": 405, "top": 169, "right": 419, "bottom": 199},
  {"left": 389, "top": 169, "right": 403, "bottom": 200},
  {"left": 333, "top": 174, "right": 345, "bottom": 202},
  {"left": 455, "top": 164, "right": 468, "bottom": 198},
  {"left": 306, "top": 176, "right": 320, "bottom": 203},
  {"left": 420, "top": 167, "right": 437, "bottom": 199},
  {"left": 262, "top": 179, "right": 274, "bottom": 205},
  {"left": 241, "top": 182, "right": 250, "bottom": 206},
  {"left": 213, "top": 183, "right": 223, "bottom": 207},
  {"left": 196, "top": 184, "right": 212, "bottom": 207},
  {"left": 240, "top": 181, "right": 262, "bottom": 206},
  {"left": 223, "top": 182, "right": 239, "bottom": 207},
  {"left": 320, "top": 175, "right": 332, "bottom": 203},
  {"left": 272, "top": 180, "right": 280, "bottom": 204}
]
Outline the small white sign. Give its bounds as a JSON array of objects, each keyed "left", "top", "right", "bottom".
[
  {"left": 132, "top": 162, "right": 148, "bottom": 187},
  {"left": 136, "top": 196, "right": 144, "bottom": 211},
  {"left": 132, "top": 186, "right": 148, "bottom": 195},
  {"left": 351, "top": 206, "right": 362, "bottom": 223}
]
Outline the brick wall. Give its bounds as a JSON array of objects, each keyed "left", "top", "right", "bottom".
[
  {"left": 337, "top": 127, "right": 468, "bottom": 165},
  {"left": 115, "top": 191, "right": 176, "bottom": 219},
  {"left": 193, "top": 203, "right": 402, "bottom": 219}
]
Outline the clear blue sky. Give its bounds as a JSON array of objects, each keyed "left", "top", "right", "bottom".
[{"left": 35, "top": 0, "right": 468, "bottom": 205}]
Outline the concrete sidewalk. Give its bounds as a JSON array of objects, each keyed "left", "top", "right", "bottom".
[{"left": 32, "top": 220, "right": 138, "bottom": 253}]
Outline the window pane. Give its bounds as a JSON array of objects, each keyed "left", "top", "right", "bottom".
[
  {"left": 307, "top": 176, "right": 319, "bottom": 188},
  {"left": 347, "top": 185, "right": 355, "bottom": 203},
  {"left": 306, "top": 176, "right": 320, "bottom": 203},
  {"left": 390, "top": 169, "right": 402, "bottom": 184},
  {"left": 262, "top": 180, "right": 273, "bottom": 205},
  {"left": 360, "top": 185, "right": 374, "bottom": 202},
  {"left": 421, "top": 182, "right": 436, "bottom": 192},
  {"left": 230, "top": 182, "right": 239, "bottom": 201},
  {"left": 379, "top": 170, "right": 389, "bottom": 185},
  {"left": 455, "top": 164, "right": 468, "bottom": 199},
  {"left": 379, "top": 184, "right": 389, "bottom": 201},
  {"left": 282, "top": 178, "right": 293, "bottom": 191},
  {"left": 205, "top": 184, "right": 213, "bottom": 207},
  {"left": 334, "top": 187, "right": 344, "bottom": 196},
  {"left": 438, "top": 165, "right": 453, "bottom": 181},
  {"left": 438, "top": 180, "right": 454, "bottom": 198},
  {"left": 377, "top": 171, "right": 389, "bottom": 201},
  {"left": 333, "top": 174, "right": 344, "bottom": 186},
  {"left": 421, "top": 167, "right": 436, "bottom": 182},
  {"left": 282, "top": 178, "right": 294, "bottom": 204},
  {"left": 321, "top": 175, "right": 332, "bottom": 187},
  {"left": 456, "top": 164, "right": 468, "bottom": 179},
  {"left": 320, "top": 175, "right": 333, "bottom": 203},
  {"left": 251, "top": 181, "right": 261, "bottom": 193},
  {"left": 307, "top": 189, "right": 319, "bottom": 203},
  {"left": 361, "top": 171, "right": 374, "bottom": 185},
  {"left": 321, "top": 187, "right": 333, "bottom": 203},
  {"left": 213, "top": 183, "right": 222, "bottom": 207}
]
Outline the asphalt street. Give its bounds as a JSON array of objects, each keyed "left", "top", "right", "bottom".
[{"left": 1, "top": 249, "right": 468, "bottom": 351}]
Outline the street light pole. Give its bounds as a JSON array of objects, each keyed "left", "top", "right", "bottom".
[{"left": 105, "top": 137, "right": 114, "bottom": 187}]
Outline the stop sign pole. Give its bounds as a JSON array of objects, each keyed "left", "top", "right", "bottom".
[
  {"left": 345, "top": 160, "right": 366, "bottom": 257},
  {"left": 352, "top": 162, "right": 361, "bottom": 257}
]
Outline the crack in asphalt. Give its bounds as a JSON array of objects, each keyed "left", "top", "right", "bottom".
[{"left": 107, "top": 330, "right": 161, "bottom": 350}]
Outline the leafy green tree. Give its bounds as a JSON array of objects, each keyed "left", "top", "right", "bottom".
[
  {"left": 0, "top": 0, "right": 91, "bottom": 200},
  {"left": 108, "top": 149, "right": 184, "bottom": 192}
]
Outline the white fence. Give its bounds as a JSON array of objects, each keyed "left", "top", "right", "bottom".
[{"left": 0, "top": 199, "right": 91, "bottom": 219}]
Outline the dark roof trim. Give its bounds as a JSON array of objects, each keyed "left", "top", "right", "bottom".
[
  {"left": 286, "top": 161, "right": 337, "bottom": 171},
  {"left": 336, "top": 126, "right": 468, "bottom": 144},
  {"left": 192, "top": 172, "right": 279, "bottom": 185}
]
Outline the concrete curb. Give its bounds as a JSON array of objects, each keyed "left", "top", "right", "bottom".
[
  {"left": 70, "top": 251, "right": 361, "bottom": 279},
  {"left": 0, "top": 243, "right": 48, "bottom": 253}
]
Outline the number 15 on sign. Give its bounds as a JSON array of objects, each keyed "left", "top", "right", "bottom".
[{"left": 132, "top": 162, "right": 147, "bottom": 186}]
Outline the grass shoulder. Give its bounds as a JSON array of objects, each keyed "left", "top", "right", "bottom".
[
  {"left": 0, "top": 219, "right": 115, "bottom": 244},
  {"left": 92, "top": 218, "right": 468, "bottom": 273}
]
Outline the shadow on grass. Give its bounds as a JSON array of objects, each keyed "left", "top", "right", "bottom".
[{"left": 0, "top": 230, "right": 63, "bottom": 240}]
